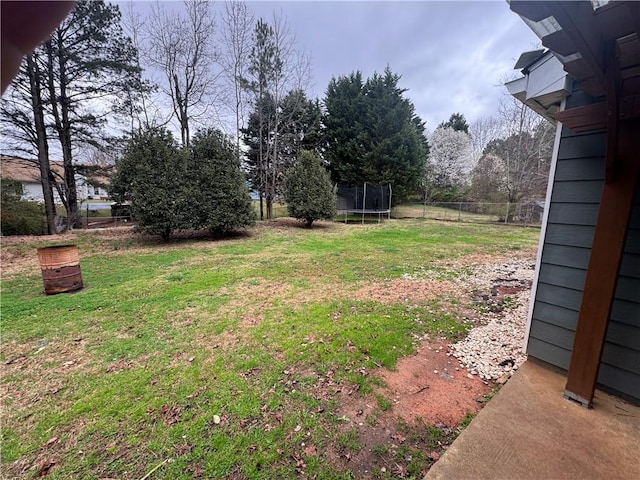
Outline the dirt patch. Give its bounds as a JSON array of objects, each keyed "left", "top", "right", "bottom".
[
  {"left": 219, "top": 276, "right": 457, "bottom": 324},
  {"left": 376, "top": 340, "right": 491, "bottom": 427},
  {"left": 352, "top": 278, "right": 458, "bottom": 305}
]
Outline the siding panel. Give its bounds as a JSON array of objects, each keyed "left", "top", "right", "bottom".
[
  {"left": 528, "top": 84, "right": 639, "bottom": 402},
  {"left": 541, "top": 244, "right": 591, "bottom": 270},
  {"left": 532, "top": 301, "right": 579, "bottom": 330},
  {"left": 527, "top": 338, "right": 571, "bottom": 370},
  {"left": 623, "top": 229, "right": 640, "bottom": 254},
  {"left": 597, "top": 364, "right": 640, "bottom": 401},
  {"left": 611, "top": 299, "right": 640, "bottom": 327},
  {"left": 555, "top": 158, "right": 604, "bottom": 181},
  {"left": 551, "top": 181, "right": 603, "bottom": 203},
  {"left": 547, "top": 204, "right": 600, "bottom": 226},
  {"left": 601, "top": 344, "right": 640, "bottom": 374},
  {"left": 619, "top": 253, "right": 640, "bottom": 277},
  {"left": 535, "top": 283, "right": 583, "bottom": 311},
  {"left": 556, "top": 133, "right": 607, "bottom": 159},
  {"left": 537, "top": 264, "right": 587, "bottom": 291},
  {"left": 565, "top": 82, "right": 605, "bottom": 109},
  {"left": 529, "top": 321, "right": 575, "bottom": 350},
  {"left": 614, "top": 276, "right": 640, "bottom": 303},
  {"left": 605, "top": 321, "right": 640, "bottom": 350},
  {"left": 545, "top": 224, "right": 595, "bottom": 248}
]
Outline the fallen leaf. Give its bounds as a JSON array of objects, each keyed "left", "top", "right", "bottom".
[
  {"left": 393, "top": 463, "right": 408, "bottom": 478},
  {"left": 293, "top": 425, "right": 302, "bottom": 432},
  {"left": 303, "top": 445, "right": 317, "bottom": 456}
]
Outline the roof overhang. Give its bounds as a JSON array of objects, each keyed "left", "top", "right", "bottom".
[
  {"left": 509, "top": 1, "right": 639, "bottom": 98},
  {"left": 508, "top": 1, "right": 640, "bottom": 134},
  {"left": 505, "top": 50, "right": 570, "bottom": 123}
]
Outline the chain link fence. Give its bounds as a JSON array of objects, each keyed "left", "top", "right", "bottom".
[{"left": 392, "top": 202, "right": 544, "bottom": 226}]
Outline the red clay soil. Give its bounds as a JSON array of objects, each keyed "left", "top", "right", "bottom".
[{"left": 376, "top": 339, "right": 492, "bottom": 427}]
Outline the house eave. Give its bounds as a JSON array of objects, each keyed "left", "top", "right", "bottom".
[{"left": 505, "top": 52, "right": 570, "bottom": 123}]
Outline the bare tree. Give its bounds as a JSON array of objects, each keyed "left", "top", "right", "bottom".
[
  {"left": 470, "top": 98, "right": 554, "bottom": 207},
  {"left": 469, "top": 115, "right": 504, "bottom": 163},
  {"left": 146, "top": 0, "right": 218, "bottom": 147},
  {"left": 121, "top": 2, "right": 159, "bottom": 134},
  {"left": 220, "top": 1, "right": 255, "bottom": 158}
]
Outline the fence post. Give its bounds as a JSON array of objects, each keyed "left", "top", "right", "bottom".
[
  {"left": 458, "top": 202, "right": 462, "bottom": 221},
  {"left": 505, "top": 203, "right": 510, "bottom": 224}
]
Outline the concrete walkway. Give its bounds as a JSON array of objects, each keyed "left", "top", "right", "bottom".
[{"left": 426, "top": 360, "right": 640, "bottom": 480}]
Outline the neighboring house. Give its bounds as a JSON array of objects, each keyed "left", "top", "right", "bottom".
[
  {"left": 76, "top": 172, "right": 110, "bottom": 200},
  {"left": 1, "top": 155, "right": 65, "bottom": 203},
  {"left": 507, "top": 1, "right": 639, "bottom": 406},
  {"left": 0, "top": 155, "right": 110, "bottom": 203}
]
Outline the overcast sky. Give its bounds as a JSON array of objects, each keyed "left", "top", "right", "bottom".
[{"left": 127, "top": 0, "right": 540, "bottom": 133}]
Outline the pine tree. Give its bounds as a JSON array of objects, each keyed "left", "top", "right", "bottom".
[
  {"left": 438, "top": 112, "right": 470, "bottom": 134},
  {"left": 324, "top": 67, "right": 428, "bottom": 202}
]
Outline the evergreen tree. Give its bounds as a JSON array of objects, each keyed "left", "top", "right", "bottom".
[
  {"left": 278, "top": 90, "right": 324, "bottom": 164},
  {"left": 324, "top": 67, "right": 428, "bottom": 203},
  {"left": 284, "top": 150, "right": 337, "bottom": 228},
  {"left": 438, "top": 112, "right": 470, "bottom": 134},
  {"left": 244, "top": 18, "right": 280, "bottom": 220},
  {"left": 243, "top": 93, "right": 276, "bottom": 210},
  {"left": 323, "top": 71, "right": 367, "bottom": 183},
  {"left": 189, "top": 129, "right": 256, "bottom": 236},
  {"left": 110, "top": 128, "right": 190, "bottom": 240},
  {"left": 243, "top": 89, "right": 322, "bottom": 213}
]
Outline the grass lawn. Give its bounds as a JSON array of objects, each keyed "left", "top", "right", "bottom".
[{"left": 1, "top": 219, "right": 539, "bottom": 479}]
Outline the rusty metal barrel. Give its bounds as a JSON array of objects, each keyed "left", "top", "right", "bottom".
[{"left": 37, "top": 245, "right": 83, "bottom": 295}]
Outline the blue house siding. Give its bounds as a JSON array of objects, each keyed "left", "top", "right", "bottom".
[{"left": 528, "top": 111, "right": 640, "bottom": 402}]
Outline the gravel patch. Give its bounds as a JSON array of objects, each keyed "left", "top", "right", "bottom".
[{"left": 449, "top": 258, "right": 535, "bottom": 381}]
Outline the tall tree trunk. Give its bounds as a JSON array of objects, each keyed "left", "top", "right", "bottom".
[
  {"left": 26, "top": 53, "right": 57, "bottom": 234},
  {"left": 46, "top": 37, "right": 79, "bottom": 231},
  {"left": 257, "top": 87, "right": 265, "bottom": 221}
]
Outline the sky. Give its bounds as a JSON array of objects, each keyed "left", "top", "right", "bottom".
[{"left": 127, "top": 0, "right": 541, "bottom": 133}]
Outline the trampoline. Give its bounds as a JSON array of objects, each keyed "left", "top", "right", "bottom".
[{"left": 336, "top": 183, "right": 392, "bottom": 224}]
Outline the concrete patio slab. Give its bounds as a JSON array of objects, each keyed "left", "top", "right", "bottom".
[{"left": 426, "top": 360, "right": 640, "bottom": 480}]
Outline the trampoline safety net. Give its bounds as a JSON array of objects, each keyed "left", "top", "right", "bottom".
[{"left": 336, "top": 183, "right": 392, "bottom": 217}]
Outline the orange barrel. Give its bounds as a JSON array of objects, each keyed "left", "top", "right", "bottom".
[{"left": 36, "top": 245, "right": 83, "bottom": 295}]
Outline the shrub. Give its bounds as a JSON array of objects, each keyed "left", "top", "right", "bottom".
[
  {"left": 189, "top": 129, "right": 255, "bottom": 235},
  {"left": 110, "top": 128, "right": 190, "bottom": 240},
  {"left": 1, "top": 182, "right": 46, "bottom": 235},
  {"left": 284, "top": 151, "right": 337, "bottom": 228},
  {"left": 111, "top": 127, "right": 255, "bottom": 240}
]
